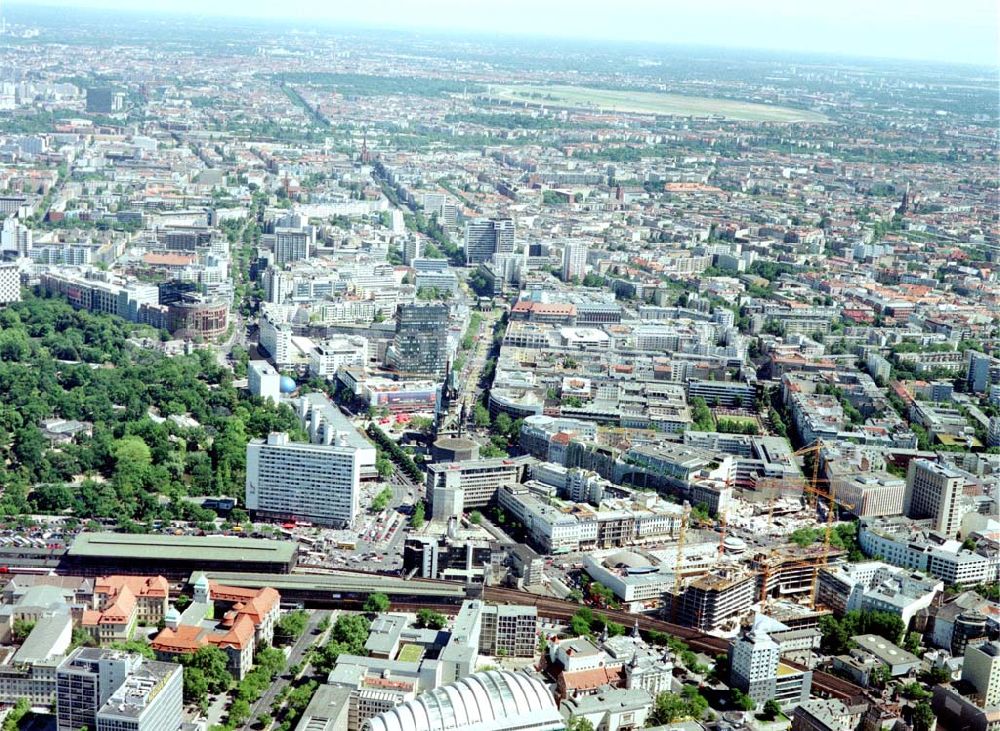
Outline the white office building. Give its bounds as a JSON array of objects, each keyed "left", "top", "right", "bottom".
[
  {"left": 248, "top": 361, "right": 281, "bottom": 404},
  {"left": 56, "top": 648, "right": 183, "bottom": 731},
  {"left": 832, "top": 472, "right": 905, "bottom": 518},
  {"left": 1, "top": 217, "right": 31, "bottom": 257},
  {"left": 246, "top": 431, "right": 361, "bottom": 527},
  {"left": 904, "top": 459, "right": 967, "bottom": 538},
  {"left": 464, "top": 218, "right": 514, "bottom": 265},
  {"left": 309, "top": 336, "right": 369, "bottom": 380},
  {"left": 962, "top": 641, "right": 1000, "bottom": 709},
  {"left": 0, "top": 263, "right": 20, "bottom": 305},
  {"left": 273, "top": 226, "right": 313, "bottom": 267},
  {"left": 730, "top": 615, "right": 812, "bottom": 710}
]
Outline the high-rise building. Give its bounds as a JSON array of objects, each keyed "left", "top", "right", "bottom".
[
  {"left": 385, "top": 303, "right": 449, "bottom": 379},
  {"left": 402, "top": 236, "right": 423, "bottom": 265},
  {"left": 1, "top": 216, "right": 31, "bottom": 257},
  {"left": 988, "top": 417, "right": 1000, "bottom": 448},
  {"left": 561, "top": 242, "right": 588, "bottom": 282},
  {"left": 56, "top": 648, "right": 182, "bottom": 731},
  {"left": 903, "top": 459, "right": 966, "bottom": 538},
  {"left": 730, "top": 616, "right": 812, "bottom": 710},
  {"left": 246, "top": 431, "right": 361, "bottom": 528},
  {"left": 273, "top": 227, "right": 313, "bottom": 267},
  {"left": 0, "top": 262, "right": 19, "bottom": 305},
  {"left": 85, "top": 87, "right": 122, "bottom": 114},
  {"left": 248, "top": 361, "right": 281, "bottom": 404},
  {"left": 962, "top": 641, "right": 1000, "bottom": 708},
  {"left": 464, "top": 218, "right": 514, "bottom": 265},
  {"left": 967, "top": 351, "right": 993, "bottom": 394}
]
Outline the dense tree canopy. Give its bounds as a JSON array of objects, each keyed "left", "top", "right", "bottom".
[{"left": 0, "top": 292, "right": 305, "bottom": 523}]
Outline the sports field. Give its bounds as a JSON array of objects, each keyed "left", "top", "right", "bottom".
[{"left": 491, "top": 84, "right": 827, "bottom": 123}]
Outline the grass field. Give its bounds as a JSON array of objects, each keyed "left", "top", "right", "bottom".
[
  {"left": 397, "top": 644, "right": 425, "bottom": 663},
  {"left": 491, "top": 84, "right": 827, "bottom": 123}
]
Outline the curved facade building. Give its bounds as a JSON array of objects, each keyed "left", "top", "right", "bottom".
[
  {"left": 363, "top": 670, "right": 563, "bottom": 731},
  {"left": 167, "top": 300, "right": 229, "bottom": 339},
  {"left": 488, "top": 387, "right": 545, "bottom": 420}
]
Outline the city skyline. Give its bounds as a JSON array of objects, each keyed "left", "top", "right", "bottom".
[{"left": 9, "top": 0, "right": 1000, "bottom": 66}]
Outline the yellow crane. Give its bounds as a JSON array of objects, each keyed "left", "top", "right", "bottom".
[{"left": 672, "top": 501, "right": 691, "bottom": 622}]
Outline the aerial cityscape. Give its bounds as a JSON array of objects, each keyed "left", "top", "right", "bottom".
[{"left": 0, "top": 2, "right": 996, "bottom": 731}]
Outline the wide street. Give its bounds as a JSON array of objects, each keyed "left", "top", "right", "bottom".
[{"left": 239, "top": 608, "right": 334, "bottom": 731}]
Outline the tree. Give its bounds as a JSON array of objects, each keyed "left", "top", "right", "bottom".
[
  {"left": 473, "top": 404, "right": 491, "bottom": 428},
  {"left": 912, "top": 702, "right": 935, "bottom": 731},
  {"left": 762, "top": 699, "right": 782, "bottom": 720},
  {"left": 690, "top": 397, "right": 714, "bottom": 431},
  {"left": 411, "top": 501, "right": 426, "bottom": 529},
  {"left": 570, "top": 608, "right": 593, "bottom": 637},
  {"left": 183, "top": 666, "right": 209, "bottom": 707},
  {"left": 494, "top": 412, "right": 513, "bottom": 437},
  {"left": 870, "top": 663, "right": 892, "bottom": 688},
  {"left": 469, "top": 510, "right": 483, "bottom": 525},
  {"left": 364, "top": 593, "right": 391, "bottom": 613},
  {"left": 274, "top": 609, "right": 309, "bottom": 645},
  {"left": 567, "top": 718, "right": 595, "bottom": 731},
  {"left": 648, "top": 685, "right": 709, "bottom": 725},
  {"left": 255, "top": 647, "right": 286, "bottom": 679},
  {"left": 1, "top": 697, "right": 29, "bottom": 731},
  {"left": 183, "top": 645, "right": 232, "bottom": 694},
  {"left": 732, "top": 688, "right": 755, "bottom": 711},
  {"left": 371, "top": 486, "right": 392, "bottom": 510},
  {"left": 416, "top": 608, "right": 447, "bottom": 630},
  {"left": 229, "top": 698, "right": 251, "bottom": 726},
  {"left": 12, "top": 618, "right": 35, "bottom": 641},
  {"left": 110, "top": 640, "right": 155, "bottom": 659},
  {"left": 904, "top": 631, "right": 922, "bottom": 655}
]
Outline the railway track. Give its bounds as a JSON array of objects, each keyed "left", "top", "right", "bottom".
[{"left": 479, "top": 586, "right": 865, "bottom": 702}]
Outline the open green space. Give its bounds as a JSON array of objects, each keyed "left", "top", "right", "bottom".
[
  {"left": 490, "top": 84, "right": 827, "bottom": 123},
  {"left": 397, "top": 644, "right": 425, "bottom": 663}
]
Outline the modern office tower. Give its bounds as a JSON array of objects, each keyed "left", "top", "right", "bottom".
[
  {"left": 156, "top": 279, "right": 198, "bottom": 306},
  {"left": 273, "top": 226, "right": 313, "bottom": 267},
  {"left": 402, "top": 236, "right": 423, "bottom": 265},
  {"left": 246, "top": 431, "right": 361, "bottom": 528},
  {"left": 385, "top": 303, "right": 449, "bottom": 379},
  {"left": 730, "top": 617, "right": 812, "bottom": 710},
  {"left": 85, "top": 87, "right": 121, "bottom": 114},
  {"left": 464, "top": 218, "right": 514, "bottom": 265},
  {"left": 0, "top": 262, "right": 19, "bottom": 305},
  {"left": 903, "top": 459, "right": 966, "bottom": 537},
  {"left": 988, "top": 417, "right": 1000, "bottom": 448},
  {"left": 57, "top": 648, "right": 182, "bottom": 731},
  {"left": 962, "top": 641, "right": 1000, "bottom": 708},
  {"left": 561, "top": 241, "right": 588, "bottom": 282},
  {"left": 1, "top": 216, "right": 31, "bottom": 256},
  {"left": 248, "top": 361, "right": 281, "bottom": 404},
  {"left": 968, "top": 351, "right": 993, "bottom": 393}
]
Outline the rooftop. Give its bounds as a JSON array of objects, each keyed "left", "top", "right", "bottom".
[{"left": 70, "top": 532, "right": 297, "bottom": 564}]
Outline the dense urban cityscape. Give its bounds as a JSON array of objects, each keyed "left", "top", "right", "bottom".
[{"left": 0, "top": 3, "right": 996, "bottom": 731}]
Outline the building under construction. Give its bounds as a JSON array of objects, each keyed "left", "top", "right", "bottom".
[
  {"left": 674, "top": 569, "right": 756, "bottom": 632},
  {"left": 751, "top": 545, "right": 847, "bottom": 605}
]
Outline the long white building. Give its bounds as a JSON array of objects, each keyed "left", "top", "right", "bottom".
[{"left": 246, "top": 431, "right": 361, "bottom": 528}]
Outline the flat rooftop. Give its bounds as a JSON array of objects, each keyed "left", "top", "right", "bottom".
[
  {"left": 188, "top": 571, "right": 467, "bottom": 598},
  {"left": 69, "top": 533, "right": 297, "bottom": 564}
]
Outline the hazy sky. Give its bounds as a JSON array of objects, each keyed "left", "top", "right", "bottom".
[{"left": 12, "top": 0, "right": 1000, "bottom": 66}]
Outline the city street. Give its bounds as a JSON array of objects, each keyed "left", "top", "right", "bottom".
[{"left": 239, "top": 609, "right": 334, "bottom": 731}]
